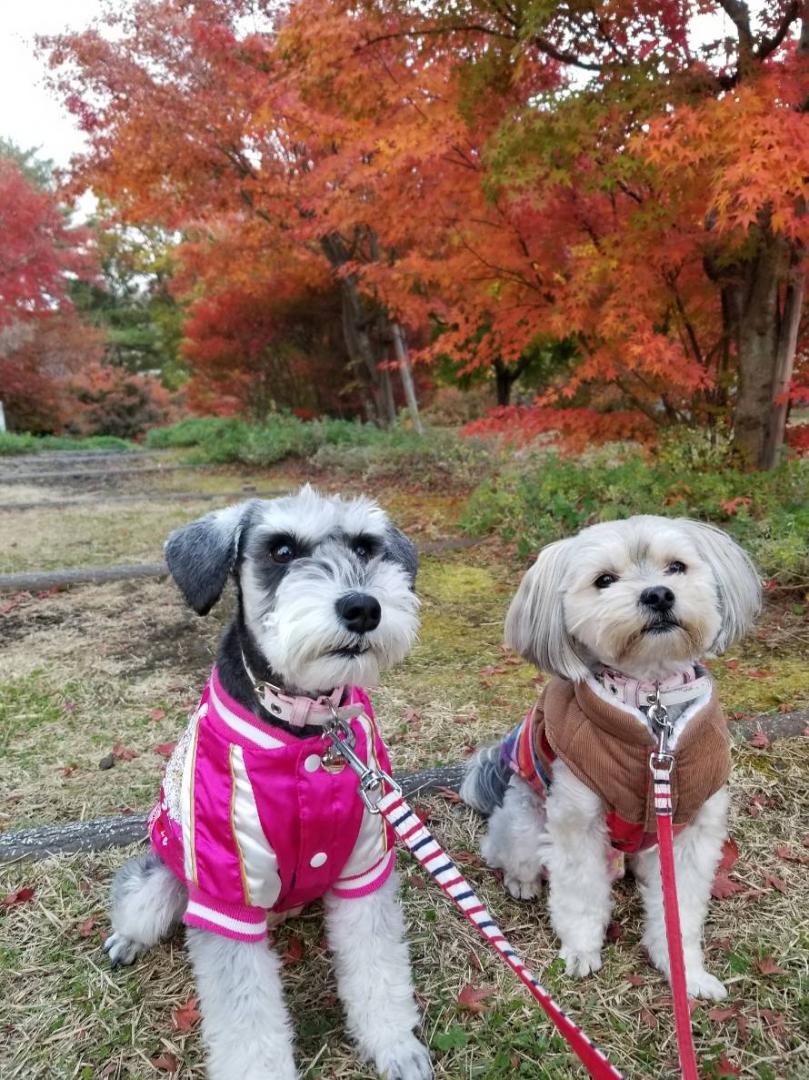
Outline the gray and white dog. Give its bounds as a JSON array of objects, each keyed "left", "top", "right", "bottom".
[{"left": 103, "top": 486, "right": 432, "bottom": 1080}]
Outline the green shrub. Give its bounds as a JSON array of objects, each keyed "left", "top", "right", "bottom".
[
  {"left": 463, "top": 444, "right": 809, "bottom": 583},
  {"left": 144, "top": 415, "right": 499, "bottom": 484},
  {"left": 145, "top": 417, "right": 238, "bottom": 449},
  {"left": 309, "top": 428, "right": 499, "bottom": 487},
  {"left": 0, "top": 432, "right": 133, "bottom": 455}
]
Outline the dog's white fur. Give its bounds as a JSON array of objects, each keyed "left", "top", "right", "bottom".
[
  {"left": 463, "top": 515, "right": 760, "bottom": 1000},
  {"left": 104, "top": 489, "right": 431, "bottom": 1080}
]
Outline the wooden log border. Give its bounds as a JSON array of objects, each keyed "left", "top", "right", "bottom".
[{"left": 2, "top": 710, "right": 806, "bottom": 863}]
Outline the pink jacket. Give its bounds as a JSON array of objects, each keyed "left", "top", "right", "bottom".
[{"left": 149, "top": 669, "right": 394, "bottom": 942}]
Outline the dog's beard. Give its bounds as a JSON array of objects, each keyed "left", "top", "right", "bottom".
[{"left": 244, "top": 558, "right": 419, "bottom": 694}]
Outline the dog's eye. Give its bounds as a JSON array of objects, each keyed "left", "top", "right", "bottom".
[
  {"left": 352, "top": 537, "right": 375, "bottom": 562},
  {"left": 269, "top": 541, "right": 297, "bottom": 564},
  {"left": 666, "top": 561, "right": 687, "bottom": 575},
  {"left": 594, "top": 573, "right": 618, "bottom": 589}
]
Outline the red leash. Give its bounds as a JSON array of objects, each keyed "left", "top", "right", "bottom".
[
  {"left": 651, "top": 703, "right": 700, "bottom": 1080},
  {"left": 379, "top": 789, "right": 624, "bottom": 1080}
]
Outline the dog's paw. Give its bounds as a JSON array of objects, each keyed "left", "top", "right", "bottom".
[
  {"left": 103, "top": 931, "right": 148, "bottom": 967},
  {"left": 559, "top": 944, "right": 602, "bottom": 978},
  {"left": 685, "top": 968, "right": 728, "bottom": 1001},
  {"left": 376, "top": 1034, "right": 433, "bottom": 1080},
  {"left": 504, "top": 874, "right": 539, "bottom": 901}
]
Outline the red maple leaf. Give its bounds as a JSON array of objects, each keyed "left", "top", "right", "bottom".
[
  {"left": 78, "top": 916, "right": 98, "bottom": 938},
  {"left": 457, "top": 982, "right": 495, "bottom": 1014},
  {"left": 762, "top": 872, "right": 787, "bottom": 893},
  {"left": 150, "top": 708, "right": 167, "bottom": 722},
  {"left": 715, "top": 1053, "right": 741, "bottom": 1077},
  {"left": 281, "top": 935, "right": 305, "bottom": 965},
  {"left": 1, "top": 887, "right": 35, "bottom": 909},
  {"left": 756, "top": 955, "right": 787, "bottom": 976},
  {"left": 154, "top": 742, "right": 177, "bottom": 758},
  {"left": 711, "top": 871, "right": 744, "bottom": 899},
  {"left": 718, "top": 837, "right": 739, "bottom": 872},
  {"left": 172, "top": 996, "right": 201, "bottom": 1032},
  {"left": 112, "top": 742, "right": 139, "bottom": 761},
  {"left": 150, "top": 1053, "right": 179, "bottom": 1073}
]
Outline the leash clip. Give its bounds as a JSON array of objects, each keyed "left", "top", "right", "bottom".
[
  {"left": 324, "top": 706, "right": 401, "bottom": 814},
  {"left": 648, "top": 683, "right": 675, "bottom": 775}
]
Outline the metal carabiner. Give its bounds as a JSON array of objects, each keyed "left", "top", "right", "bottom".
[{"left": 323, "top": 705, "right": 402, "bottom": 813}]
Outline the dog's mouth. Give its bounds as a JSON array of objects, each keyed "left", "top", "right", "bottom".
[
  {"left": 327, "top": 644, "right": 370, "bottom": 658},
  {"left": 643, "top": 617, "right": 682, "bottom": 636}
]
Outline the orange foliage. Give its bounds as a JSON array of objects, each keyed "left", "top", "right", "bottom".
[{"left": 40, "top": 1, "right": 809, "bottom": 446}]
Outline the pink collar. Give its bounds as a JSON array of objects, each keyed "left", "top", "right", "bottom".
[
  {"left": 598, "top": 666, "right": 711, "bottom": 711},
  {"left": 241, "top": 653, "right": 363, "bottom": 728}
]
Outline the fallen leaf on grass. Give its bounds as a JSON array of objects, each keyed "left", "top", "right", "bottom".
[
  {"left": 457, "top": 983, "right": 495, "bottom": 1014},
  {"left": 2, "top": 887, "right": 35, "bottom": 909},
  {"left": 639, "top": 1007, "right": 657, "bottom": 1029},
  {"left": 625, "top": 974, "right": 644, "bottom": 987},
  {"left": 154, "top": 742, "right": 177, "bottom": 758},
  {"left": 711, "top": 871, "right": 745, "bottom": 899},
  {"left": 748, "top": 730, "right": 770, "bottom": 749},
  {"left": 762, "top": 872, "right": 787, "bottom": 893},
  {"left": 715, "top": 1054, "right": 741, "bottom": 1077},
  {"left": 149, "top": 708, "right": 166, "bottom": 722},
  {"left": 759, "top": 1009, "right": 787, "bottom": 1040},
  {"left": 150, "top": 1052, "right": 179, "bottom": 1073},
  {"left": 707, "top": 1006, "right": 737, "bottom": 1024},
  {"left": 747, "top": 670, "right": 773, "bottom": 679},
  {"left": 281, "top": 935, "right": 304, "bottom": 965},
  {"left": 775, "top": 844, "right": 809, "bottom": 865},
  {"left": 58, "top": 764, "right": 78, "bottom": 777},
  {"left": 435, "top": 786, "right": 461, "bottom": 803},
  {"left": 413, "top": 804, "right": 433, "bottom": 825},
  {"left": 112, "top": 742, "right": 139, "bottom": 761},
  {"left": 606, "top": 922, "right": 624, "bottom": 943},
  {"left": 718, "top": 837, "right": 739, "bottom": 872},
  {"left": 172, "top": 996, "right": 201, "bottom": 1032},
  {"left": 756, "top": 956, "right": 787, "bottom": 976},
  {"left": 453, "top": 849, "right": 484, "bottom": 868},
  {"left": 77, "top": 916, "right": 98, "bottom": 938}
]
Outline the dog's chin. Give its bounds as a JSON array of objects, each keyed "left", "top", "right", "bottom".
[
  {"left": 276, "top": 650, "right": 384, "bottom": 696},
  {"left": 607, "top": 619, "right": 703, "bottom": 678}
]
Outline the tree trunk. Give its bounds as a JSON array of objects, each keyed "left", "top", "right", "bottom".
[
  {"left": 391, "top": 322, "right": 424, "bottom": 434},
  {"left": 732, "top": 231, "right": 804, "bottom": 469},
  {"left": 321, "top": 233, "right": 396, "bottom": 427},
  {"left": 493, "top": 359, "right": 513, "bottom": 406},
  {"left": 763, "top": 260, "right": 805, "bottom": 468}
]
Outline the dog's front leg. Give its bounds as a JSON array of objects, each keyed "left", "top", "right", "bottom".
[
  {"left": 186, "top": 928, "right": 297, "bottom": 1080},
  {"left": 324, "top": 871, "right": 432, "bottom": 1080},
  {"left": 633, "top": 786, "right": 729, "bottom": 1001},
  {"left": 545, "top": 761, "right": 612, "bottom": 977}
]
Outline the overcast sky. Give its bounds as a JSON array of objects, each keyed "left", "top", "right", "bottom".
[{"left": 1, "top": 1, "right": 99, "bottom": 167}]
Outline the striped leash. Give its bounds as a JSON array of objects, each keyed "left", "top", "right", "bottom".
[
  {"left": 324, "top": 714, "right": 624, "bottom": 1080},
  {"left": 649, "top": 693, "right": 700, "bottom": 1080}
]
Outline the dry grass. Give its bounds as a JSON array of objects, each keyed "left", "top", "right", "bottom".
[
  {"left": 1, "top": 740, "right": 807, "bottom": 1080},
  {"left": 1, "top": 454, "right": 808, "bottom": 1079}
]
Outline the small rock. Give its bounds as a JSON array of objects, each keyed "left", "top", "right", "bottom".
[{"left": 98, "top": 753, "right": 115, "bottom": 771}]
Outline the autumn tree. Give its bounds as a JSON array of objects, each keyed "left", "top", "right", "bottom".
[
  {"left": 42, "top": 1, "right": 425, "bottom": 428},
  {"left": 330, "top": 0, "right": 808, "bottom": 467},
  {"left": 0, "top": 153, "right": 92, "bottom": 329}
]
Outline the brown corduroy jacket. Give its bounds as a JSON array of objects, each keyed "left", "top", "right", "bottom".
[{"left": 518, "top": 677, "right": 731, "bottom": 851}]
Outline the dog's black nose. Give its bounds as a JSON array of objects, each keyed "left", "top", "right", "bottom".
[
  {"left": 336, "top": 592, "right": 381, "bottom": 633},
  {"left": 640, "top": 585, "right": 675, "bottom": 612}
]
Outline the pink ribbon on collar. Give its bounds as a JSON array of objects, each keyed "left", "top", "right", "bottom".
[{"left": 599, "top": 667, "right": 710, "bottom": 710}]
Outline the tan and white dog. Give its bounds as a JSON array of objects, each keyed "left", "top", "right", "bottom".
[{"left": 462, "top": 516, "right": 760, "bottom": 1000}]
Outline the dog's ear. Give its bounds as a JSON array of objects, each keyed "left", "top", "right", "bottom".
[
  {"left": 677, "top": 520, "right": 761, "bottom": 653},
  {"left": 504, "top": 538, "right": 590, "bottom": 681},
  {"left": 383, "top": 524, "right": 418, "bottom": 587},
  {"left": 165, "top": 501, "right": 256, "bottom": 615}
]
